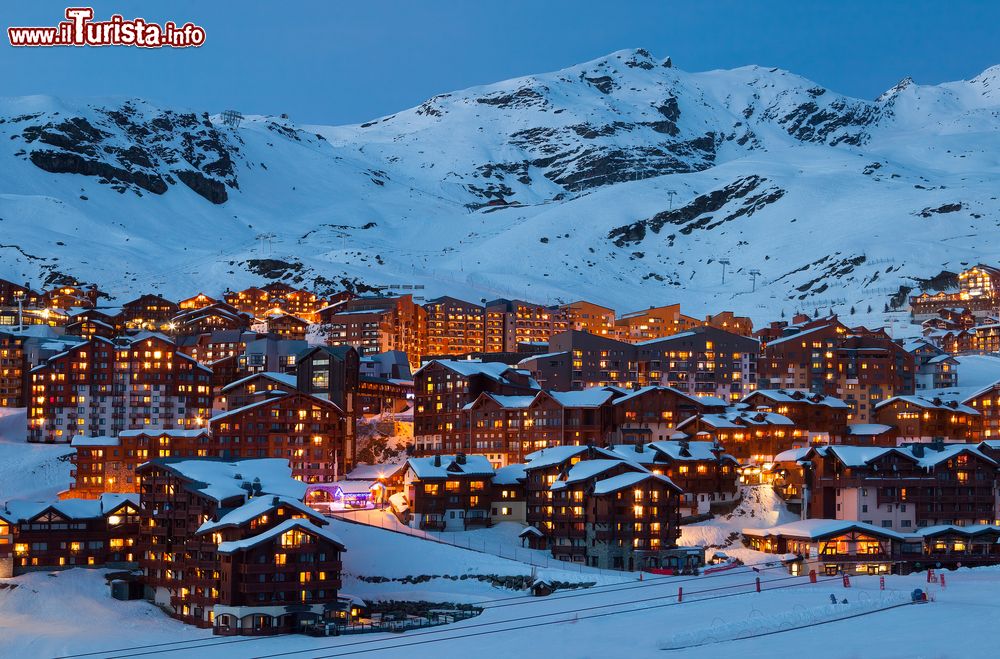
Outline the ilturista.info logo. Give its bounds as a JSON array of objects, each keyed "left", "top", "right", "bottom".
[{"left": 8, "top": 7, "right": 206, "bottom": 48}]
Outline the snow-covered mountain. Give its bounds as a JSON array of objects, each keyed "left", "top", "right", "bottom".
[{"left": 2, "top": 48, "right": 1000, "bottom": 324}]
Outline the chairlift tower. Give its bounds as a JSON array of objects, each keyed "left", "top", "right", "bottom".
[
  {"left": 221, "top": 109, "right": 243, "bottom": 129},
  {"left": 719, "top": 258, "right": 731, "bottom": 285}
]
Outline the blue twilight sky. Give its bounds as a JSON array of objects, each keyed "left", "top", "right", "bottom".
[{"left": 2, "top": 0, "right": 999, "bottom": 125}]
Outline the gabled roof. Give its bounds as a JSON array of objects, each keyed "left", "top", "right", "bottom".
[
  {"left": 413, "top": 359, "right": 539, "bottom": 389},
  {"left": 493, "top": 463, "right": 528, "bottom": 486},
  {"left": 551, "top": 459, "right": 642, "bottom": 490},
  {"left": 523, "top": 445, "right": 619, "bottom": 471},
  {"left": 220, "top": 371, "right": 298, "bottom": 393},
  {"left": 743, "top": 519, "right": 906, "bottom": 541},
  {"left": 592, "top": 471, "right": 681, "bottom": 496},
  {"left": 2, "top": 493, "right": 138, "bottom": 523},
  {"left": 462, "top": 391, "right": 537, "bottom": 411},
  {"left": 216, "top": 518, "right": 345, "bottom": 554},
  {"left": 406, "top": 454, "right": 495, "bottom": 479},
  {"left": 611, "top": 385, "right": 718, "bottom": 408},
  {"left": 140, "top": 458, "right": 307, "bottom": 503},
  {"left": 345, "top": 462, "right": 406, "bottom": 481},
  {"left": 539, "top": 388, "right": 617, "bottom": 408},
  {"left": 743, "top": 389, "right": 851, "bottom": 409},
  {"left": 196, "top": 495, "right": 324, "bottom": 534},
  {"left": 210, "top": 391, "right": 343, "bottom": 423},
  {"left": 910, "top": 524, "right": 1000, "bottom": 538},
  {"left": 675, "top": 411, "right": 795, "bottom": 430},
  {"left": 874, "top": 395, "right": 979, "bottom": 415}
]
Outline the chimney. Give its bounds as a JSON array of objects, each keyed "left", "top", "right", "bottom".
[
  {"left": 456, "top": 452, "right": 467, "bottom": 465},
  {"left": 911, "top": 444, "right": 925, "bottom": 458},
  {"left": 433, "top": 455, "right": 442, "bottom": 467}
]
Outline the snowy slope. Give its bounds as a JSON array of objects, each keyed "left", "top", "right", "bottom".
[{"left": 2, "top": 50, "right": 1000, "bottom": 323}]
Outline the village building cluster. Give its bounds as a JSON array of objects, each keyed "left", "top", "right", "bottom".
[{"left": 3, "top": 263, "right": 1000, "bottom": 633}]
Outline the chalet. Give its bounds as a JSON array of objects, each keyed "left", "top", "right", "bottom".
[
  {"left": 526, "top": 388, "right": 619, "bottom": 453},
  {"left": 744, "top": 520, "right": 904, "bottom": 575},
  {"left": 42, "top": 283, "right": 102, "bottom": 310},
  {"left": 118, "top": 294, "right": 180, "bottom": 331},
  {"left": 0, "top": 278, "right": 40, "bottom": 308},
  {"left": 491, "top": 463, "right": 527, "bottom": 524},
  {"left": 265, "top": 312, "right": 310, "bottom": 342},
  {"left": 903, "top": 338, "right": 959, "bottom": 390},
  {"left": 674, "top": 410, "right": 801, "bottom": 464},
  {"left": 607, "top": 441, "right": 739, "bottom": 516},
  {"left": 225, "top": 284, "right": 326, "bottom": 323},
  {"left": 67, "top": 429, "right": 211, "bottom": 498},
  {"left": 741, "top": 389, "right": 851, "bottom": 442},
  {"left": 0, "top": 493, "right": 140, "bottom": 577},
  {"left": 873, "top": 395, "right": 979, "bottom": 442},
  {"left": 558, "top": 300, "right": 617, "bottom": 337},
  {"left": 178, "top": 293, "right": 219, "bottom": 310},
  {"left": 909, "top": 265, "right": 1000, "bottom": 320},
  {"left": 138, "top": 458, "right": 345, "bottom": 634},
  {"left": 464, "top": 392, "right": 536, "bottom": 467},
  {"left": 777, "top": 443, "right": 999, "bottom": 530},
  {"left": 412, "top": 359, "right": 539, "bottom": 455},
  {"left": 609, "top": 385, "right": 727, "bottom": 445},
  {"left": 403, "top": 453, "right": 495, "bottom": 531},
  {"left": 757, "top": 318, "right": 915, "bottom": 423},
  {"left": 170, "top": 303, "right": 252, "bottom": 335},
  {"left": 216, "top": 371, "right": 298, "bottom": 412},
  {"left": 965, "top": 382, "right": 1000, "bottom": 440},
  {"left": 210, "top": 391, "right": 350, "bottom": 484},
  {"left": 909, "top": 524, "right": 1000, "bottom": 569}
]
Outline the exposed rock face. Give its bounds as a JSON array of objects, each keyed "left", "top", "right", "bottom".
[{"left": 15, "top": 101, "right": 238, "bottom": 204}]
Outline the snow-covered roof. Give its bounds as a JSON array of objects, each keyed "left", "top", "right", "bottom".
[
  {"left": 913, "top": 444, "right": 996, "bottom": 468},
  {"left": 197, "top": 495, "right": 323, "bottom": 534},
  {"left": 846, "top": 423, "right": 894, "bottom": 436},
  {"left": 220, "top": 371, "right": 297, "bottom": 393},
  {"left": 607, "top": 441, "right": 733, "bottom": 464},
  {"left": 345, "top": 462, "right": 405, "bottom": 481},
  {"left": 543, "top": 388, "right": 617, "bottom": 408},
  {"left": 3, "top": 493, "right": 138, "bottom": 522},
  {"left": 406, "top": 454, "right": 495, "bottom": 479},
  {"left": 516, "top": 351, "right": 567, "bottom": 365},
  {"left": 910, "top": 524, "right": 1000, "bottom": 538},
  {"left": 874, "top": 395, "right": 979, "bottom": 416},
  {"left": 772, "top": 447, "right": 815, "bottom": 463},
  {"left": 763, "top": 324, "right": 836, "bottom": 348},
  {"left": 743, "top": 519, "right": 906, "bottom": 541},
  {"left": 519, "top": 525, "right": 544, "bottom": 538},
  {"left": 676, "top": 411, "right": 795, "bottom": 430},
  {"left": 611, "top": 385, "right": 714, "bottom": 408},
  {"left": 823, "top": 445, "right": 905, "bottom": 467},
  {"left": 523, "top": 445, "right": 618, "bottom": 470},
  {"left": 745, "top": 389, "right": 850, "bottom": 409},
  {"left": 493, "top": 463, "right": 527, "bottom": 485},
  {"left": 146, "top": 458, "right": 307, "bottom": 503},
  {"left": 592, "top": 471, "right": 680, "bottom": 496},
  {"left": 414, "top": 359, "right": 538, "bottom": 389},
  {"left": 551, "top": 459, "right": 642, "bottom": 489},
  {"left": 462, "top": 392, "right": 537, "bottom": 411},
  {"left": 70, "top": 435, "right": 119, "bottom": 447},
  {"left": 118, "top": 428, "right": 209, "bottom": 438},
  {"left": 217, "top": 518, "right": 345, "bottom": 554}
]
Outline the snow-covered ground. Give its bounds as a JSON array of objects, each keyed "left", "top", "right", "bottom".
[
  {"left": 0, "top": 408, "right": 73, "bottom": 501},
  {"left": 3, "top": 548, "right": 996, "bottom": 658},
  {"left": 955, "top": 354, "right": 1000, "bottom": 390},
  {"left": 0, "top": 467, "right": 996, "bottom": 658}
]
